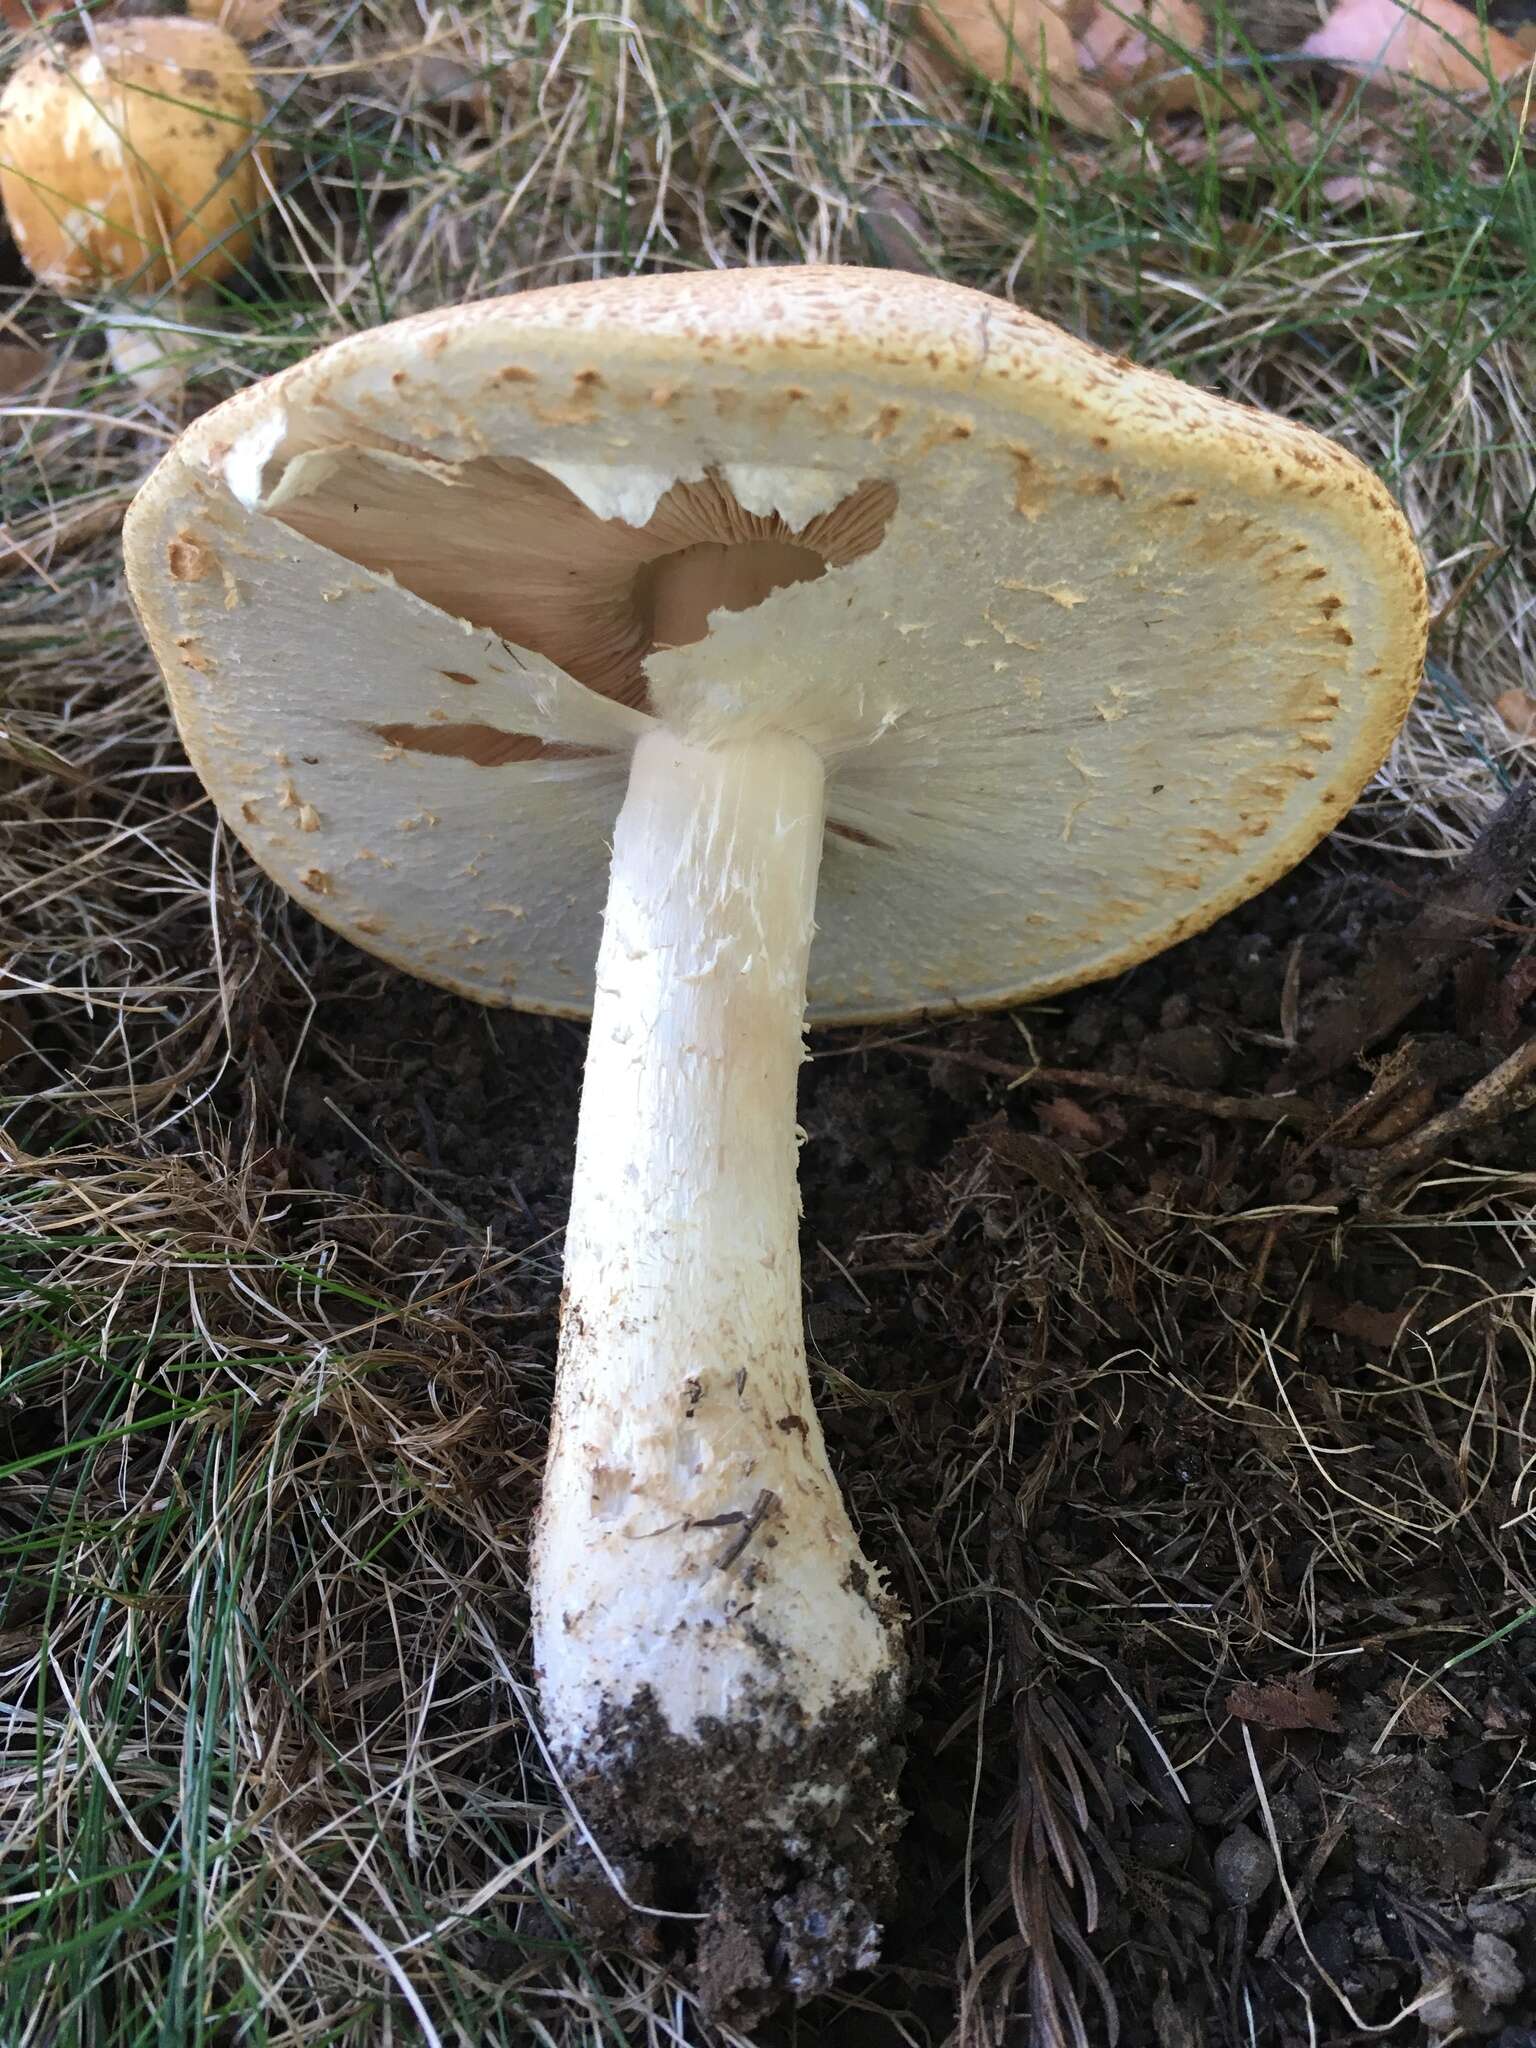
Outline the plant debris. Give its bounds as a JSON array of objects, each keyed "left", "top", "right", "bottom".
[
  {"left": 1292, "top": 783, "right": 1536, "bottom": 1081},
  {"left": 1228, "top": 1677, "right": 1343, "bottom": 1733},
  {"left": 1299, "top": 0, "right": 1536, "bottom": 105}
]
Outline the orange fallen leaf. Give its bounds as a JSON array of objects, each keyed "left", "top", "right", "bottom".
[
  {"left": 916, "top": 0, "right": 1119, "bottom": 131},
  {"left": 918, "top": 0, "right": 1076, "bottom": 82},
  {"left": 1495, "top": 688, "right": 1536, "bottom": 739},
  {"left": 1075, "top": 0, "right": 1218, "bottom": 113},
  {"left": 1299, "top": 0, "right": 1534, "bottom": 100}
]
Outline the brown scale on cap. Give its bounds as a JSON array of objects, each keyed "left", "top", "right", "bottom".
[{"left": 371, "top": 724, "right": 610, "bottom": 767}]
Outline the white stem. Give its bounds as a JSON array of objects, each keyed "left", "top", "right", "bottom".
[
  {"left": 533, "top": 727, "right": 900, "bottom": 1755},
  {"left": 102, "top": 293, "right": 215, "bottom": 402}
]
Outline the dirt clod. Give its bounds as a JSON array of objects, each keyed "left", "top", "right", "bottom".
[
  {"left": 1470, "top": 1933, "right": 1525, "bottom": 2012},
  {"left": 1144, "top": 1021, "right": 1231, "bottom": 1089},
  {"left": 1214, "top": 1825, "right": 1276, "bottom": 1909},
  {"left": 551, "top": 1677, "right": 905, "bottom": 2021}
]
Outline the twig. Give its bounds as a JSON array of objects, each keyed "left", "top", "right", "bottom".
[
  {"left": 1344, "top": 1033, "right": 1536, "bottom": 1186},
  {"left": 713, "top": 1488, "right": 778, "bottom": 1572},
  {"left": 324, "top": 1094, "right": 473, "bottom": 1229},
  {"left": 889, "top": 1041, "right": 1320, "bottom": 1129},
  {"left": 1256, "top": 1816, "right": 1346, "bottom": 1961},
  {"left": 0, "top": 492, "right": 132, "bottom": 581}
]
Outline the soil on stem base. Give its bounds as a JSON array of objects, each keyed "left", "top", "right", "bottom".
[{"left": 550, "top": 1673, "right": 907, "bottom": 2021}]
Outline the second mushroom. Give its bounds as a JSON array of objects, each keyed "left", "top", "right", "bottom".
[
  {"left": 0, "top": 16, "right": 267, "bottom": 399},
  {"left": 122, "top": 267, "right": 1427, "bottom": 2013}
]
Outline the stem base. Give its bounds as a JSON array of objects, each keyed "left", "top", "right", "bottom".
[{"left": 552, "top": 1672, "right": 905, "bottom": 2021}]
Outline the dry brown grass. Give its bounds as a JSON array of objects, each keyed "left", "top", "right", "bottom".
[{"left": 3, "top": 1, "right": 1536, "bottom": 2043}]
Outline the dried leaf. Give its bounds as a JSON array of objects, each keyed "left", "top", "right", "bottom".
[
  {"left": 0, "top": 341, "right": 47, "bottom": 395},
  {"left": 918, "top": 0, "right": 1076, "bottom": 81},
  {"left": 1075, "top": 0, "right": 1225, "bottom": 114},
  {"left": 1356, "top": 1079, "right": 1438, "bottom": 1143},
  {"left": 1494, "top": 687, "right": 1536, "bottom": 738},
  {"left": 1035, "top": 1094, "right": 1109, "bottom": 1148},
  {"left": 858, "top": 185, "right": 939, "bottom": 274},
  {"left": 1158, "top": 113, "right": 1319, "bottom": 170},
  {"left": 410, "top": 52, "right": 493, "bottom": 120},
  {"left": 1300, "top": 0, "right": 1535, "bottom": 102},
  {"left": 1482, "top": 1691, "right": 1530, "bottom": 1735},
  {"left": 1077, "top": 0, "right": 1206, "bottom": 80},
  {"left": 1227, "top": 1676, "right": 1341, "bottom": 1732},
  {"left": 1293, "top": 785, "right": 1536, "bottom": 1081},
  {"left": 1310, "top": 1291, "right": 1414, "bottom": 1346},
  {"left": 916, "top": 0, "right": 1120, "bottom": 130},
  {"left": 1319, "top": 160, "right": 1416, "bottom": 212},
  {"left": 1390, "top": 1676, "right": 1452, "bottom": 1737}
]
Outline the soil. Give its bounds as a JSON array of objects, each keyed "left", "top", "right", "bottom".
[
  {"left": 551, "top": 1676, "right": 906, "bottom": 2023},
  {"left": 237, "top": 817, "right": 1536, "bottom": 2044}
]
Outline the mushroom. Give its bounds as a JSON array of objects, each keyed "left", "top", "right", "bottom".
[
  {"left": 185, "top": 0, "right": 286, "bottom": 40},
  {"left": 121, "top": 267, "right": 1427, "bottom": 2011},
  {"left": 0, "top": 17, "right": 267, "bottom": 400}
]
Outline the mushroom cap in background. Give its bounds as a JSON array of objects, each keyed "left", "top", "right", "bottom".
[
  {"left": 186, "top": 0, "right": 286, "bottom": 41},
  {"left": 122, "top": 266, "right": 1427, "bottom": 1025},
  {"left": 0, "top": 18, "right": 266, "bottom": 296}
]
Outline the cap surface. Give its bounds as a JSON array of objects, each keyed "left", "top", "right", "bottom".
[
  {"left": 0, "top": 19, "right": 265, "bottom": 295},
  {"left": 123, "top": 266, "right": 1427, "bottom": 1025}
]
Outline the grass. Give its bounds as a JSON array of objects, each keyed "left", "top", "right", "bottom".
[{"left": 3, "top": 1, "right": 1536, "bottom": 2043}]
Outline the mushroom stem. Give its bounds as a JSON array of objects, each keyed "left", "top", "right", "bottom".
[
  {"left": 532, "top": 726, "right": 904, "bottom": 2002},
  {"left": 101, "top": 292, "right": 219, "bottom": 403}
]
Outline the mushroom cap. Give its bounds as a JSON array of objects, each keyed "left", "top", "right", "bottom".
[
  {"left": 123, "top": 267, "right": 1427, "bottom": 1026},
  {"left": 0, "top": 19, "right": 266, "bottom": 296},
  {"left": 186, "top": 0, "right": 286, "bottom": 42}
]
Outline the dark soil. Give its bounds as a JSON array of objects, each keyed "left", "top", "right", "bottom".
[
  {"left": 242, "top": 815, "right": 1536, "bottom": 2045},
  {"left": 552, "top": 1675, "right": 906, "bottom": 2023}
]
